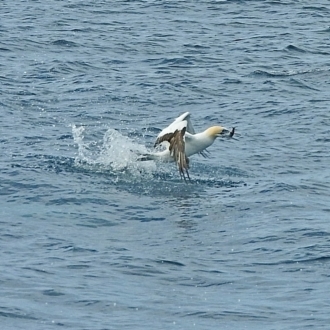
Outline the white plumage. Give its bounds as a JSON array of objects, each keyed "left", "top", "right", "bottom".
[{"left": 141, "top": 112, "right": 234, "bottom": 180}]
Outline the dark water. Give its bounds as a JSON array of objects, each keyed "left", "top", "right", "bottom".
[{"left": 1, "top": 1, "right": 330, "bottom": 329}]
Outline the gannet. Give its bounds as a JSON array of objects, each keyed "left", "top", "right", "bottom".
[{"left": 139, "top": 112, "right": 235, "bottom": 180}]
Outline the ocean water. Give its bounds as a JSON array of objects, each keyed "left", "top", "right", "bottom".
[{"left": 1, "top": 1, "right": 330, "bottom": 329}]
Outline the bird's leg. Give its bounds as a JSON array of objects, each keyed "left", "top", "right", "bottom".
[{"left": 185, "top": 169, "right": 191, "bottom": 182}]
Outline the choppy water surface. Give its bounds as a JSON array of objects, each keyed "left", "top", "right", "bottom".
[{"left": 1, "top": 1, "right": 330, "bottom": 329}]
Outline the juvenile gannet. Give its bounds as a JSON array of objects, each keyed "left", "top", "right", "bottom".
[{"left": 140, "top": 112, "right": 235, "bottom": 180}]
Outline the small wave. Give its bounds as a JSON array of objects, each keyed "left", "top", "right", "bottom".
[
  {"left": 302, "top": 6, "right": 330, "bottom": 12},
  {"left": 0, "top": 47, "right": 11, "bottom": 52},
  {"left": 51, "top": 39, "right": 78, "bottom": 47},
  {"left": 49, "top": 60, "right": 96, "bottom": 74},
  {"left": 251, "top": 70, "right": 288, "bottom": 78},
  {"left": 158, "top": 57, "right": 194, "bottom": 68},
  {"left": 289, "top": 78, "right": 320, "bottom": 91},
  {"left": 223, "top": 78, "right": 242, "bottom": 84},
  {"left": 285, "top": 44, "right": 330, "bottom": 55},
  {"left": 251, "top": 67, "right": 330, "bottom": 78},
  {"left": 285, "top": 44, "right": 306, "bottom": 53},
  {"left": 156, "top": 259, "right": 185, "bottom": 267},
  {"left": 317, "top": 26, "right": 330, "bottom": 33},
  {"left": 0, "top": 309, "right": 38, "bottom": 321}
]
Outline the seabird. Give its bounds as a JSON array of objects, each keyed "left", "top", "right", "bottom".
[{"left": 139, "top": 112, "right": 235, "bottom": 180}]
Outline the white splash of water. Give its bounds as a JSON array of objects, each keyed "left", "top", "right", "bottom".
[{"left": 72, "top": 125, "right": 156, "bottom": 178}]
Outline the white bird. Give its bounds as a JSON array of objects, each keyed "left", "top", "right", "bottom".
[{"left": 139, "top": 112, "right": 235, "bottom": 180}]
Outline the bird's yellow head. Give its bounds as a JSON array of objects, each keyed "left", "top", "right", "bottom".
[{"left": 205, "top": 126, "right": 230, "bottom": 139}]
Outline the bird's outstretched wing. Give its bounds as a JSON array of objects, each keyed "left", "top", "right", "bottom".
[
  {"left": 178, "top": 112, "right": 196, "bottom": 135},
  {"left": 168, "top": 127, "right": 190, "bottom": 181},
  {"left": 154, "top": 113, "right": 191, "bottom": 180},
  {"left": 154, "top": 112, "right": 192, "bottom": 146}
]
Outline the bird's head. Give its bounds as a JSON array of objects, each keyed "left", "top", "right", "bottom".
[{"left": 206, "top": 126, "right": 235, "bottom": 139}]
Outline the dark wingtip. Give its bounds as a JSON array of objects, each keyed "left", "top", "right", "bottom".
[{"left": 180, "top": 126, "right": 187, "bottom": 138}]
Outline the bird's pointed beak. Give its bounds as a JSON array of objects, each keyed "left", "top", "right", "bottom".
[{"left": 217, "top": 127, "right": 235, "bottom": 138}]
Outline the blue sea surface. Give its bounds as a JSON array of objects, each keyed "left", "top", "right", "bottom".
[{"left": 1, "top": 1, "right": 330, "bottom": 329}]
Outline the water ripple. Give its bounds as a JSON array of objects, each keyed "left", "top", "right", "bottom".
[{"left": 1, "top": 1, "right": 330, "bottom": 329}]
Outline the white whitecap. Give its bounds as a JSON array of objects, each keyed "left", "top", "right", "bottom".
[{"left": 72, "top": 125, "right": 156, "bottom": 178}]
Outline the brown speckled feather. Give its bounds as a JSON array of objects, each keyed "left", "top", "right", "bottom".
[
  {"left": 154, "top": 133, "right": 174, "bottom": 147},
  {"left": 155, "top": 127, "right": 190, "bottom": 180}
]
